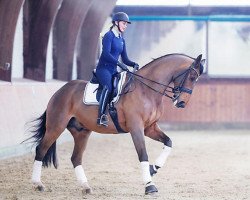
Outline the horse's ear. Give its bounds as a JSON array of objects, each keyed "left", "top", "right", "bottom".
[
  {"left": 196, "top": 54, "right": 202, "bottom": 63},
  {"left": 194, "top": 54, "right": 202, "bottom": 69},
  {"left": 201, "top": 59, "right": 206, "bottom": 66},
  {"left": 199, "top": 58, "right": 206, "bottom": 74}
]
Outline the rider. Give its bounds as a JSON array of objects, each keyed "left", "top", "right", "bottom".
[{"left": 95, "top": 12, "right": 139, "bottom": 127}]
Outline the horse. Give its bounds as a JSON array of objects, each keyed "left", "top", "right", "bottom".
[{"left": 28, "top": 53, "right": 204, "bottom": 196}]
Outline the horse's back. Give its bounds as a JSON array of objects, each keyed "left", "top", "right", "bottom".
[
  {"left": 55, "top": 80, "right": 87, "bottom": 96},
  {"left": 47, "top": 80, "right": 88, "bottom": 113}
]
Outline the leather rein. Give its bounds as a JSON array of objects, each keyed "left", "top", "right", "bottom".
[{"left": 124, "top": 64, "right": 200, "bottom": 100}]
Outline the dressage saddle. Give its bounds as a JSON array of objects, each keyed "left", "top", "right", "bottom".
[{"left": 90, "top": 70, "right": 121, "bottom": 102}]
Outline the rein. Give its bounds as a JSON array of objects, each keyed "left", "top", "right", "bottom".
[
  {"left": 123, "top": 65, "right": 199, "bottom": 100},
  {"left": 126, "top": 71, "right": 174, "bottom": 98}
]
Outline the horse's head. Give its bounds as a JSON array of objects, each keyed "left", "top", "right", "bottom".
[{"left": 172, "top": 54, "right": 205, "bottom": 108}]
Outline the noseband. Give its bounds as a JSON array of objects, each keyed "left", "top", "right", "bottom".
[
  {"left": 125, "top": 63, "right": 200, "bottom": 100},
  {"left": 172, "top": 66, "right": 200, "bottom": 96}
]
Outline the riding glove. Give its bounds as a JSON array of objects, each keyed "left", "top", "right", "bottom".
[
  {"left": 117, "top": 62, "right": 128, "bottom": 71},
  {"left": 133, "top": 63, "right": 139, "bottom": 70}
]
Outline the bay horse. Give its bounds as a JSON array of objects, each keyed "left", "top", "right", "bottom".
[{"left": 28, "top": 53, "right": 204, "bottom": 196}]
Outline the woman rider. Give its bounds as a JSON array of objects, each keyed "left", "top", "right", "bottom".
[{"left": 95, "top": 12, "right": 139, "bottom": 127}]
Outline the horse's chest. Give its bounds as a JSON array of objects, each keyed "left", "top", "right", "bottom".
[
  {"left": 143, "top": 103, "right": 162, "bottom": 123},
  {"left": 149, "top": 109, "right": 158, "bottom": 120}
]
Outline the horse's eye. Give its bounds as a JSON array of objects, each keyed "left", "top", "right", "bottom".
[{"left": 189, "top": 76, "right": 196, "bottom": 82}]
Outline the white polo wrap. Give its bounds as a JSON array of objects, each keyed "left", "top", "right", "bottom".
[
  {"left": 140, "top": 161, "right": 152, "bottom": 184},
  {"left": 31, "top": 160, "right": 42, "bottom": 183},
  {"left": 155, "top": 145, "right": 172, "bottom": 168},
  {"left": 75, "top": 165, "right": 87, "bottom": 184}
]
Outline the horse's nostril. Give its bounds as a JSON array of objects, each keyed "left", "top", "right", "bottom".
[{"left": 176, "top": 101, "right": 185, "bottom": 108}]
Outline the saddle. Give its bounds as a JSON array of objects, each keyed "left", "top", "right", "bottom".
[
  {"left": 83, "top": 70, "right": 126, "bottom": 105},
  {"left": 83, "top": 70, "right": 127, "bottom": 133}
]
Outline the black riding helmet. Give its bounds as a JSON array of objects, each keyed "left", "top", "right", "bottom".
[{"left": 112, "top": 12, "right": 131, "bottom": 24}]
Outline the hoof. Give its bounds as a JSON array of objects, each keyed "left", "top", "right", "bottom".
[
  {"left": 81, "top": 182, "right": 93, "bottom": 195},
  {"left": 145, "top": 183, "right": 158, "bottom": 195},
  {"left": 36, "top": 185, "right": 45, "bottom": 192},
  {"left": 33, "top": 182, "right": 45, "bottom": 192},
  {"left": 82, "top": 187, "right": 93, "bottom": 195}
]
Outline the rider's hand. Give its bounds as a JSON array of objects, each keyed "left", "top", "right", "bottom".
[
  {"left": 117, "top": 62, "right": 128, "bottom": 71},
  {"left": 133, "top": 63, "right": 139, "bottom": 71}
]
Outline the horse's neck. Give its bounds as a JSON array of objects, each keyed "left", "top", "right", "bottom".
[
  {"left": 133, "top": 62, "right": 173, "bottom": 107},
  {"left": 139, "top": 61, "right": 174, "bottom": 85},
  {"left": 140, "top": 56, "right": 191, "bottom": 83}
]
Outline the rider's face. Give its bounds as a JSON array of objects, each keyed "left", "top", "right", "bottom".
[{"left": 116, "top": 21, "right": 128, "bottom": 32}]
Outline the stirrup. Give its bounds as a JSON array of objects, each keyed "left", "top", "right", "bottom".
[{"left": 97, "top": 114, "right": 109, "bottom": 127}]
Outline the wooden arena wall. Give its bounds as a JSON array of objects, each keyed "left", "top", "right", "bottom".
[
  {"left": 0, "top": 81, "right": 66, "bottom": 151},
  {"left": 161, "top": 79, "right": 250, "bottom": 128}
]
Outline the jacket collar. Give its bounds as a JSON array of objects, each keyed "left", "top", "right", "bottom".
[{"left": 112, "top": 27, "right": 121, "bottom": 38}]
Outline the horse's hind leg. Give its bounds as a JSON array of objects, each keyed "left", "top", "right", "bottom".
[
  {"left": 145, "top": 122, "right": 172, "bottom": 176},
  {"left": 67, "top": 118, "right": 92, "bottom": 194},
  {"left": 31, "top": 111, "right": 70, "bottom": 191}
]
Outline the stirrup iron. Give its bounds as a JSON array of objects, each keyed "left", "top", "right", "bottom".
[{"left": 97, "top": 114, "right": 109, "bottom": 127}]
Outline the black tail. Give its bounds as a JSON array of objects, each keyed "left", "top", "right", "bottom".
[{"left": 25, "top": 111, "right": 58, "bottom": 168}]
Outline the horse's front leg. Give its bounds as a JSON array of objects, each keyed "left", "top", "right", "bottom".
[
  {"left": 145, "top": 122, "right": 172, "bottom": 176},
  {"left": 129, "top": 125, "right": 158, "bottom": 195}
]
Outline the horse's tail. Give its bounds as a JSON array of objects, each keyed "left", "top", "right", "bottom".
[{"left": 26, "top": 110, "right": 58, "bottom": 169}]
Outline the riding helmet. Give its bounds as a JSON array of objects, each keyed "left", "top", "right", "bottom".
[{"left": 112, "top": 12, "right": 131, "bottom": 24}]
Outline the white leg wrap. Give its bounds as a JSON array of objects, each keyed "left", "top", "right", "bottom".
[
  {"left": 155, "top": 146, "right": 172, "bottom": 168},
  {"left": 75, "top": 165, "right": 87, "bottom": 184},
  {"left": 140, "top": 161, "right": 152, "bottom": 184},
  {"left": 31, "top": 160, "right": 42, "bottom": 183}
]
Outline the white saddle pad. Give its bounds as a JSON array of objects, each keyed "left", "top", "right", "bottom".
[{"left": 83, "top": 72, "right": 127, "bottom": 105}]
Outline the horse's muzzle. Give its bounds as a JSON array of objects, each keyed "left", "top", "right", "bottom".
[{"left": 174, "top": 101, "right": 185, "bottom": 108}]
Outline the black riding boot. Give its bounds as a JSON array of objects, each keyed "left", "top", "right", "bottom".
[{"left": 97, "top": 87, "right": 110, "bottom": 127}]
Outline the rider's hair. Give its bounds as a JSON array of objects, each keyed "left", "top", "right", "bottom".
[{"left": 109, "top": 22, "right": 116, "bottom": 30}]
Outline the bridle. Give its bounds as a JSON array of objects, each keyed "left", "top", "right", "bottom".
[
  {"left": 124, "top": 63, "right": 200, "bottom": 101},
  {"left": 171, "top": 65, "right": 200, "bottom": 100}
]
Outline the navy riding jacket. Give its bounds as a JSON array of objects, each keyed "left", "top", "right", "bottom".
[{"left": 96, "top": 30, "right": 135, "bottom": 91}]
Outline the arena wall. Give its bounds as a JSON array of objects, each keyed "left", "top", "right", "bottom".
[
  {"left": 161, "top": 79, "right": 250, "bottom": 128},
  {"left": 0, "top": 81, "right": 67, "bottom": 158}
]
